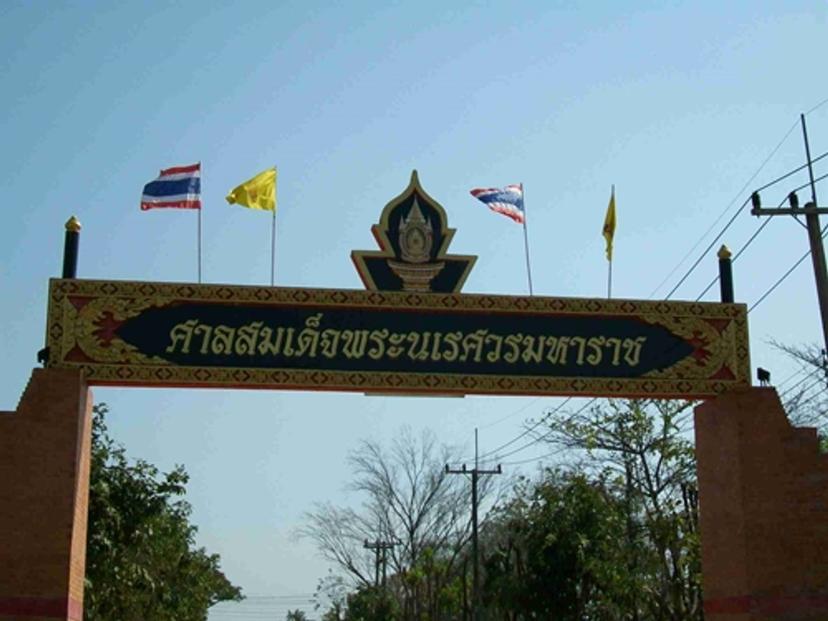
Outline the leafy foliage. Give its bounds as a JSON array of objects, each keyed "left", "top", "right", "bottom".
[
  {"left": 343, "top": 585, "right": 399, "bottom": 620},
  {"left": 85, "top": 404, "right": 242, "bottom": 621},
  {"left": 536, "top": 399, "right": 703, "bottom": 620},
  {"left": 484, "top": 471, "right": 631, "bottom": 620},
  {"left": 309, "top": 401, "right": 702, "bottom": 620}
]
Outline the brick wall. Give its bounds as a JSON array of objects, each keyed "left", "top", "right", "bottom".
[
  {"left": 0, "top": 369, "right": 91, "bottom": 621},
  {"left": 695, "top": 387, "right": 828, "bottom": 621}
]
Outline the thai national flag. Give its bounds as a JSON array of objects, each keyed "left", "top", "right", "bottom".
[
  {"left": 141, "top": 163, "right": 201, "bottom": 210},
  {"left": 470, "top": 184, "right": 524, "bottom": 224}
]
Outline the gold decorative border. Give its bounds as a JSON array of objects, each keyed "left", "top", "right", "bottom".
[
  {"left": 46, "top": 278, "right": 751, "bottom": 398},
  {"left": 64, "top": 364, "right": 739, "bottom": 398}
]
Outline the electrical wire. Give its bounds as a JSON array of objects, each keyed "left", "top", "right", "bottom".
[
  {"left": 650, "top": 118, "right": 801, "bottom": 299},
  {"left": 806, "top": 96, "right": 828, "bottom": 115},
  {"left": 478, "top": 396, "right": 542, "bottom": 431},
  {"left": 663, "top": 148, "right": 828, "bottom": 301},
  {"left": 789, "top": 381, "right": 827, "bottom": 411},
  {"left": 748, "top": 249, "right": 812, "bottom": 313},
  {"left": 694, "top": 217, "right": 774, "bottom": 300},
  {"left": 477, "top": 397, "right": 571, "bottom": 461},
  {"left": 779, "top": 369, "right": 824, "bottom": 401},
  {"left": 484, "top": 398, "right": 597, "bottom": 463},
  {"left": 662, "top": 198, "right": 751, "bottom": 300},
  {"left": 476, "top": 104, "right": 828, "bottom": 469},
  {"left": 501, "top": 445, "right": 570, "bottom": 467},
  {"left": 696, "top": 167, "right": 828, "bottom": 301},
  {"left": 789, "top": 169, "right": 828, "bottom": 196},
  {"left": 777, "top": 366, "right": 820, "bottom": 396},
  {"left": 793, "top": 375, "right": 825, "bottom": 400},
  {"left": 752, "top": 152, "right": 828, "bottom": 195}
]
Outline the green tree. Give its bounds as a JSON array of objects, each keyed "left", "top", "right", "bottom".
[
  {"left": 85, "top": 404, "right": 242, "bottom": 621},
  {"left": 484, "top": 470, "right": 630, "bottom": 620},
  {"left": 344, "top": 585, "right": 399, "bottom": 621},
  {"left": 539, "top": 399, "right": 702, "bottom": 620},
  {"left": 286, "top": 610, "right": 309, "bottom": 621}
]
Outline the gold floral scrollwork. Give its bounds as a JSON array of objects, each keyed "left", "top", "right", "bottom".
[
  {"left": 74, "top": 296, "right": 171, "bottom": 364},
  {"left": 640, "top": 315, "right": 732, "bottom": 380}
]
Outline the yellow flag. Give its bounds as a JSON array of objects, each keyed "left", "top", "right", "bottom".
[
  {"left": 226, "top": 167, "right": 277, "bottom": 212},
  {"left": 602, "top": 186, "right": 616, "bottom": 261}
]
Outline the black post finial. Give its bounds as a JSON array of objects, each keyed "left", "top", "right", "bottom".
[
  {"left": 718, "top": 244, "right": 734, "bottom": 303},
  {"left": 62, "top": 216, "right": 81, "bottom": 279}
]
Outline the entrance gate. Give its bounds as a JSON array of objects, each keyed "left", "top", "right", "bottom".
[{"left": 1, "top": 173, "right": 826, "bottom": 620}]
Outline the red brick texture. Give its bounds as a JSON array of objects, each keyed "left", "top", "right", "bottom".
[
  {"left": 695, "top": 387, "right": 828, "bottom": 621},
  {"left": 0, "top": 369, "right": 91, "bottom": 621}
]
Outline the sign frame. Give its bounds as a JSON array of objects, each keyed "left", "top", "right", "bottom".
[{"left": 45, "top": 278, "right": 750, "bottom": 398}]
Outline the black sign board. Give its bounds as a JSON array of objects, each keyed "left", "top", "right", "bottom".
[{"left": 46, "top": 279, "right": 749, "bottom": 398}]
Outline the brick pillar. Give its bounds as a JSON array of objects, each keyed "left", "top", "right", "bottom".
[
  {"left": 0, "top": 369, "right": 92, "bottom": 621},
  {"left": 695, "top": 387, "right": 828, "bottom": 621}
]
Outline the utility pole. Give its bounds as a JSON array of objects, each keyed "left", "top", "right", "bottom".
[
  {"left": 363, "top": 539, "right": 397, "bottom": 587},
  {"left": 445, "top": 428, "right": 502, "bottom": 621},
  {"left": 750, "top": 113, "right": 828, "bottom": 355}
]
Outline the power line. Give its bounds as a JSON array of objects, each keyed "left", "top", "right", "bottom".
[
  {"left": 663, "top": 134, "right": 828, "bottom": 301},
  {"left": 743, "top": 189, "right": 828, "bottom": 315},
  {"left": 665, "top": 149, "right": 826, "bottom": 302},
  {"left": 751, "top": 151, "right": 828, "bottom": 195},
  {"left": 806, "top": 95, "right": 828, "bottom": 115},
  {"left": 655, "top": 96, "right": 828, "bottom": 298},
  {"left": 757, "top": 157, "right": 828, "bottom": 194},
  {"left": 487, "top": 398, "right": 598, "bottom": 463},
  {"left": 776, "top": 365, "right": 817, "bottom": 392},
  {"left": 208, "top": 595, "right": 317, "bottom": 621},
  {"left": 477, "top": 397, "right": 572, "bottom": 461},
  {"left": 663, "top": 196, "right": 753, "bottom": 300},
  {"left": 694, "top": 218, "right": 775, "bottom": 300},
  {"left": 650, "top": 118, "right": 801, "bottom": 299},
  {"left": 501, "top": 445, "right": 569, "bottom": 467},
  {"left": 779, "top": 368, "right": 824, "bottom": 400},
  {"left": 749, "top": 248, "right": 813, "bottom": 313},
  {"left": 232, "top": 595, "right": 315, "bottom": 599},
  {"left": 789, "top": 380, "right": 827, "bottom": 411},
  {"left": 738, "top": 114, "right": 828, "bottom": 366},
  {"left": 779, "top": 368, "right": 824, "bottom": 401},
  {"left": 695, "top": 166, "right": 828, "bottom": 300},
  {"left": 478, "top": 396, "right": 542, "bottom": 430},
  {"left": 473, "top": 106, "right": 828, "bottom": 471}
]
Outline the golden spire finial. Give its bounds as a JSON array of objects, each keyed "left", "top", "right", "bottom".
[
  {"left": 65, "top": 216, "right": 81, "bottom": 233},
  {"left": 717, "top": 244, "right": 732, "bottom": 260}
]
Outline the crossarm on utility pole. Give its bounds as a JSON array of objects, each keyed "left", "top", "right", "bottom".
[
  {"left": 748, "top": 113, "right": 828, "bottom": 356},
  {"left": 445, "top": 427, "right": 502, "bottom": 621}
]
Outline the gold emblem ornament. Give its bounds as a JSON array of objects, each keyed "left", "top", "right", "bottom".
[
  {"left": 388, "top": 197, "right": 446, "bottom": 291},
  {"left": 351, "top": 171, "right": 477, "bottom": 293}
]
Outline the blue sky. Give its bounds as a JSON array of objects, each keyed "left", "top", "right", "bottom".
[{"left": 2, "top": 1, "right": 828, "bottom": 618}]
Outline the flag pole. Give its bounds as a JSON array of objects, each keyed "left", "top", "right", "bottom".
[
  {"left": 607, "top": 256, "right": 612, "bottom": 299},
  {"left": 521, "top": 183, "right": 534, "bottom": 295},
  {"left": 197, "top": 161, "right": 202, "bottom": 284},
  {"left": 197, "top": 207, "right": 202, "bottom": 283},
  {"left": 270, "top": 208, "right": 276, "bottom": 286},
  {"left": 607, "top": 184, "right": 614, "bottom": 299}
]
